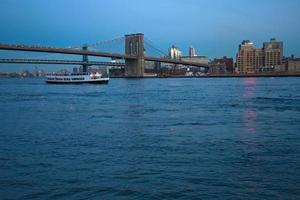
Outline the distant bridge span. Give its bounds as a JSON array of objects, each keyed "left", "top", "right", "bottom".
[
  {"left": 0, "top": 33, "right": 209, "bottom": 77},
  {"left": 0, "top": 44, "right": 136, "bottom": 60},
  {"left": 145, "top": 56, "right": 209, "bottom": 68},
  {"left": 0, "top": 59, "right": 125, "bottom": 66},
  {"left": 0, "top": 44, "right": 209, "bottom": 68}
]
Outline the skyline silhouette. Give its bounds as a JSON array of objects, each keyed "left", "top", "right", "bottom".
[{"left": 0, "top": 0, "right": 300, "bottom": 71}]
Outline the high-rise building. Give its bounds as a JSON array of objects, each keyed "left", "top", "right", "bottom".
[
  {"left": 189, "top": 46, "right": 196, "bottom": 57},
  {"left": 263, "top": 38, "right": 283, "bottom": 71},
  {"left": 236, "top": 40, "right": 264, "bottom": 73},
  {"left": 236, "top": 38, "right": 283, "bottom": 74},
  {"left": 169, "top": 45, "right": 182, "bottom": 59}
]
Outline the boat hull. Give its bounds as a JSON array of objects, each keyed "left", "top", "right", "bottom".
[
  {"left": 46, "top": 79, "right": 109, "bottom": 84},
  {"left": 45, "top": 73, "right": 109, "bottom": 84}
]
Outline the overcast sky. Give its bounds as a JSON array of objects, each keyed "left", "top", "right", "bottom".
[{"left": 1, "top": 0, "right": 300, "bottom": 71}]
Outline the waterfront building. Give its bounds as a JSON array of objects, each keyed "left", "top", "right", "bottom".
[
  {"left": 287, "top": 59, "right": 300, "bottom": 72},
  {"left": 236, "top": 40, "right": 264, "bottom": 73},
  {"left": 189, "top": 46, "right": 196, "bottom": 57},
  {"left": 211, "top": 56, "right": 234, "bottom": 73},
  {"left": 169, "top": 45, "right": 182, "bottom": 59},
  {"left": 209, "top": 63, "right": 227, "bottom": 74},
  {"left": 236, "top": 38, "right": 283, "bottom": 74},
  {"left": 284, "top": 55, "right": 300, "bottom": 73},
  {"left": 263, "top": 38, "right": 283, "bottom": 71}
]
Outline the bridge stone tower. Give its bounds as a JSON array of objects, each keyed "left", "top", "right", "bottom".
[
  {"left": 82, "top": 45, "right": 88, "bottom": 73},
  {"left": 125, "top": 33, "right": 145, "bottom": 77}
]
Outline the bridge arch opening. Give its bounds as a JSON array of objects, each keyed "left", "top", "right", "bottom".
[{"left": 125, "top": 33, "right": 145, "bottom": 77}]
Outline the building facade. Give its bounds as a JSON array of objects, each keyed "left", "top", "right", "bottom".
[
  {"left": 189, "top": 46, "right": 196, "bottom": 57},
  {"left": 284, "top": 55, "right": 300, "bottom": 73},
  {"left": 169, "top": 45, "right": 182, "bottom": 59},
  {"left": 211, "top": 56, "right": 234, "bottom": 73},
  {"left": 236, "top": 40, "right": 264, "bottom": 73},
  {"left": 263, "top": 38, "right": 283, "bottom": 72},
  {"left": 236, "top": 38, "right": 283, "bottom": 74}
]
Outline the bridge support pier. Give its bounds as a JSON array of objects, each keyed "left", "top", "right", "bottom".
[
  {"left": 82, "top": 45, "right": 88, "bottom": 73},
  {"left": 125, "top": 33, "right": 145, "bottom": 78}
]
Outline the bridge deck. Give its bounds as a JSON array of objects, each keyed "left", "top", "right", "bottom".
[
  {"left": 0, "top": 44, "right": 208, "bottom": 68},
  {"left": 0, "top": 44, "right": 136, "bottom": 60},
  {"left": 145, "top": 56, "right": 209, "bottom": 68},
  {"left": 0, "top": 59, "right": 125, "bottom": 66}
]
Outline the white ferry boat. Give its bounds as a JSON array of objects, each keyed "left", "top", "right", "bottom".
[{"left": 46, "top": 72, "right": 109, "bottom": 84}]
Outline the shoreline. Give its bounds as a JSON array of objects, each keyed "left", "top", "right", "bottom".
[
  {"left": 111, "top": 73, "right": 300, "bottom": 78},
  {"left": 1, "top": 73, "right": 300, "bottom": 79}
]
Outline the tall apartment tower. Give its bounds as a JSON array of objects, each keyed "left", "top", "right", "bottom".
[
  {"left": 236, "top": 38, "right": 283, "bottom": 73},
  {"left": 189, "top": 46, "right": 196, "bottom": 57},
  {"left": 263, "top": 38, "right": 283, "bottom": 70},
  {"left": 169, "top": 45, "right": 182, "bottom": 59},
  {"left": 236, "top": 40, "right": 264, "bottom": 73}
]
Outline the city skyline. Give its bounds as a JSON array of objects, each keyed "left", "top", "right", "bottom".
[
  {"left": 0, "top": 37, "right": 294, "bottom": 73},
  {"left": 0, "top": 0, "right": 300, "bottom": 57}
]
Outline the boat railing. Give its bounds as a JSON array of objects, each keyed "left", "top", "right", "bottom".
[{"left": 46, "top": 72, "right": 89, "bottom": 76}]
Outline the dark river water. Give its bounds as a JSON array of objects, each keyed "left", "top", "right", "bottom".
[{"left": 0, "top": 77, "right": 300, "bottom": 199}]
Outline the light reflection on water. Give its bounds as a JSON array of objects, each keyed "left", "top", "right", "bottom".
[{"left": 242, "top": 78, "right": 257, "bottom": 135}]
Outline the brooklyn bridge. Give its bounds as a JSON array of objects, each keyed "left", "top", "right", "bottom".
[{"left": 0, "top": 33, "right": 209, "bottom": 77}]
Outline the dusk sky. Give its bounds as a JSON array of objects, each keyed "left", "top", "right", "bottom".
[{"left": 1, "top": 0, "right": 300, "bottom": 71}]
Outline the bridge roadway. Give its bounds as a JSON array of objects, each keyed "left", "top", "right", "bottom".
[
  {"left": 145, "top": 56, "right": 209, "bottom": 68},
  {"left": 0, "top": 59, "right": 125, "bottom": 66},
  {"left": 0, "top": 44, "right": 209, "bottom": 68}
]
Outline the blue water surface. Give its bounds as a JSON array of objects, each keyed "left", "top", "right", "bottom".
[{"left": 0, "top": 77, "right": 300, "bottom": 199}]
